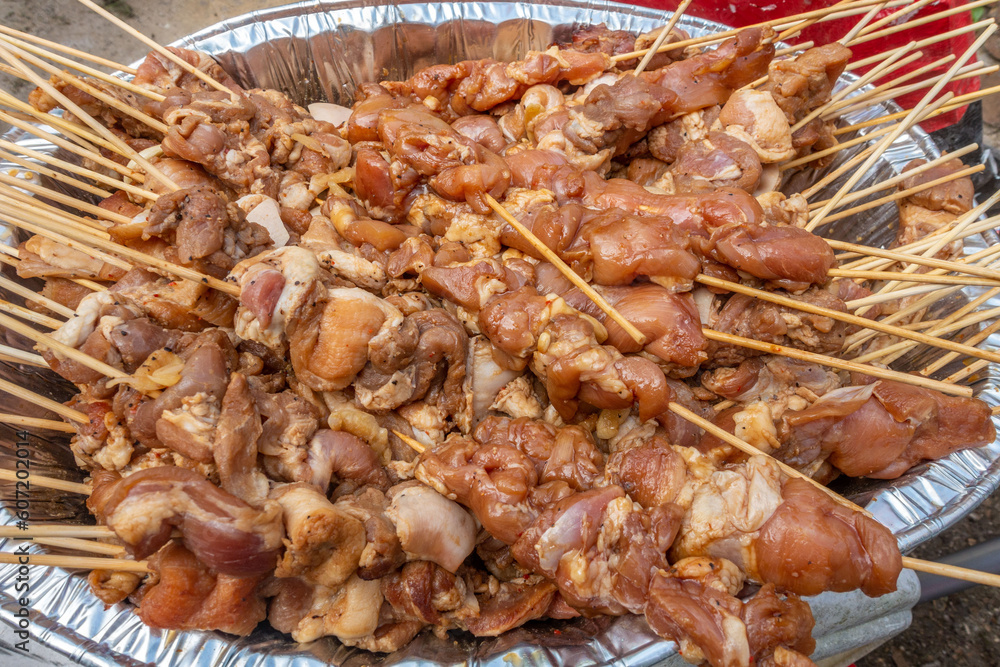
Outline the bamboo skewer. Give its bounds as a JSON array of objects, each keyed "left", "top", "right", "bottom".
[
  {"left": 0, "top": 553, "right": 149, "bottom": 573},
  {"left": 696, "top": 274, "right": 1000, "bottom": 367},
  {"left": 0, "top": 345, "right": 47, "bottom": 368},
  {"left": 76, "top": 0, "right": 237, "bottom": 100},
  {"left": 828, "top": 268, "right": 1000, "bottom": 287},
  {"left": 852, "top": 306, "right": 1000, "bottom": 365},
  {"left": 30, "top": 537, "right": 126, "bottom": 557},
  {"left": 0, "top": 525, "right": 112, "bottom": 539},
  {"left": 865, "top": 197, "right": 1000, "bottom": 299},
  {"left": 485, "top": 193, "right": 647, "bottom": 346},
  {"left": 0, "top": 414, "right": 74, "bottom": 433},
  {"left": 0, "top": 377, "right": 87, "bottom": 424},
  {"left": 0, "top": 106, "right": 149, "bottom": 186},
  {"left": 0, "top": 40, "right": 170, "bottom": 135},
  {"left": 0, "top": 274, "right": 76, "bottom": 319},
  {"left": 920, "top": 319, "right": 1000, "bottom": 376},
  {"left": 807, "top": 146, "right": 978, "bottom": 210},
  {"left": 0, "top": 41, "right": 178, "bottom": 193},
  {"left": 837, "top": 215, "right": 1000, "bottom": 269},
  {"left": 0, "top": 469, "right": 89, "bottom": 494},
  {"left": 821, "top": 54, "right": 955, "bottom": 118},
  {"left": 846, "top": 245, "right": 1000, "bottom": 310},
  {"left": 0, "top": 88, "right": 148, "bottom": 177},
  {"left": 790, "top": 47, "right": 922, "bottom": 134},
  {"left": 0, "top": 204, "right": 131, "bottom": 271},
  {"left": 702, "top": 328, "right": 970, "bottom": 396},
  {"left": 826, "top": 239, "right": 1000, "bottom": 283},
  {"left": 837, "top": 1, "right": 889, "bottom": 45},
  {"left": 950, "top": 359, "right": 992, "bottom": 384},
  {"left": 0, "top": 311, "right": 128, "bottom": 380},
  {"left": 846, "top": 18, "right": 996, "bottom": 71},
  {"left": 786, "top": 95, "right": 945, "bottom": 175},
  {"left": 830, "top": 63, "right": 996, "bottom": 120},
  {"left": 0, "top": 32, "right": 164, "bottom": 101},
  {"left": 836, "top": 83, "right": 1000, "bottom": 136},
  {"left": 799, "top": 106, "right": 940, "bottom": 200},
  {"left": 0, "top": 137, "right": 150, "bottom": 201},
  {"left": 0, "top": 25, "right": 137, "bottom": 74},
  {"left": 850, "top": 0, "right": 999, "bottom": 48},
  {"left": 847, "top": 0, "right": 940, "bottom": 41},
  {"left": 843, "top": 284, "right": 989, "bottom": 354},
  {"left": 0, "top": 172, "right": 126, "bottom": 227},
  {"left": 0, "top": 89, "right": 104, "bottom": 154},
  {"left": 775, "top": 0, "right": 859, "bottom": 43},
  {"left": 634, "top": 0, "right": 693, "bottom": 76},
  {"left": 0, "top": 148, "right": 111, "bottom": 205},
  {"left": 0, "top": 200, "right": 239, "bottom": 296},
  {"left": 0, "top": 299, "right": 62, "bottom": 329},
  {"left": 812, "top": 164, "right": 984, "bottom": 224},
  {"left": 610, "top": 0, "right": 912, "bottom": 62},
  {"left": 393, "top": 429, "right": 426, "bottom": 454},
  {"left": 0, "top": 184, "right": 112, "bottom": 237}
]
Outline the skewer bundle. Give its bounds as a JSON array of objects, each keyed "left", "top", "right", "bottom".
[{"left": 1, "top": 1, "right": 1000, "bottom": 665}]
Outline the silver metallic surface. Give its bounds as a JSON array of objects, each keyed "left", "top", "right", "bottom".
[{"left": 0, "top": 0, "right": 993, "bottom": 665}]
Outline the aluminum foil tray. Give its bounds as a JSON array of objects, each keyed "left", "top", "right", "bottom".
[{"left": 0, "top": 0, "right": 993, "bottom": 665}]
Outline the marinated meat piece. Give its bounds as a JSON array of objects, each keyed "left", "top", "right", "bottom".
[
  {"left": 755, "top": 478, "right": 902, "bottom": 597},
  {"left": 717, "top": 89, "right": 796, "bottom": 163},
  {"left": 547, "top": 29, "right": 774, "bottom": 170},
  {"left": 379, "top": 48, "right": 609, "bottom": 117},
  {"left": 335, "top": 487, "right": 406, "bottom": 580},
  {"left": 474, "top": 416, "right": 604, "bottom": 491},
  {"left": 18, "top": 235, "right": 126, "bottom": 282},
  {"left": 133, "top": 46, "right": 239, "bottom": 95},
  {"left": 88, "top": 569, "right": 143, "bottom": 605},
  {"left": 378, "top": 106, "right": 511, "bottom": 213},
  {"left": 646, "top": 573, "right": 749, "bottom": 667},
  {"left": 145, "top": 186, "right": 271, "bottom": 271},
  {"left": 136, "top": 542, "right": 267, "bottom": 636},
  {"left": 762, "top": 43, "right": 852, "bottom": 123},
  {"left": 662, "top": 132, "right": 763, "bottom": 194},
  {"left": 270, "top": 482, "right": 366, "bottom": 587},
  {"left": 776, "top": 380, "right": 995, "bottom": 479},
  {"left": 535, "top": 263, "right": 707, "bottom": 372},
  {"left": 706, "top": 290, "right": 848, "bottom": 367},
  {"left": 88, "top": 467, "right": 284, "bottom": 576},
  {"left": 355, "top": 308, "right": 469, "bottom": 419},
  {"left": 214, "top": 373, "right": 269, "bottom": 506},
  {"left": 893, "top": 158, "right": 974, "bottom": 259}
]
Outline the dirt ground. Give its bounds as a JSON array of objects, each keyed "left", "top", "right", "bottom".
[{"left": 0, "top": 1, "right": 997, "bottom": 666}]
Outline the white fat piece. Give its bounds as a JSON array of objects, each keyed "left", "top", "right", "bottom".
[
  {"left": 52, "top": 291, "right": 116, "bottom": 348},
  {"left": 385, "top": 485, "right": 477, "bottom": 573},
  {"left": 470, "top": 337, "right": 521, "bottom": 423}
]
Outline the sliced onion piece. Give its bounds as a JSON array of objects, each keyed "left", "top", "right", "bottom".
[
  {"left": 237, "top": 194, "right": 289, "bottom": 247},
  {"left": 308, "top": 102, "right": 353, "bottom": 127}
]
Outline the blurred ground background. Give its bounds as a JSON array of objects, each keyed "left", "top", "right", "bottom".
[{"left": 0, "top": 1, "right": 996, "bottom": 666}]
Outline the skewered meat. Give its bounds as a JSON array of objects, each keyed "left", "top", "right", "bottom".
[
  {"left": 776, "top": 380, "right": 996, "bottom": 479},
  {"left": 88, "top": 467, "right": 284, "bottom": 575},
  {"left": 17, "top": 20, "right": 997, "bottom": 666}
]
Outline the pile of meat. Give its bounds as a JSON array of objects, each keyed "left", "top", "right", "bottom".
[{"left": 14, "top": 22, "right": 994, "bottom": 667}]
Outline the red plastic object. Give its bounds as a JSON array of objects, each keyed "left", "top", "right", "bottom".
[{"left": 632, "top": 0, "right": 980, "bottom": 132}]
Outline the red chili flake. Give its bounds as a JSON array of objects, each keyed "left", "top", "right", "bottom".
[{"left": 553, "top": 630, "right": 561, "bottom": 636}]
